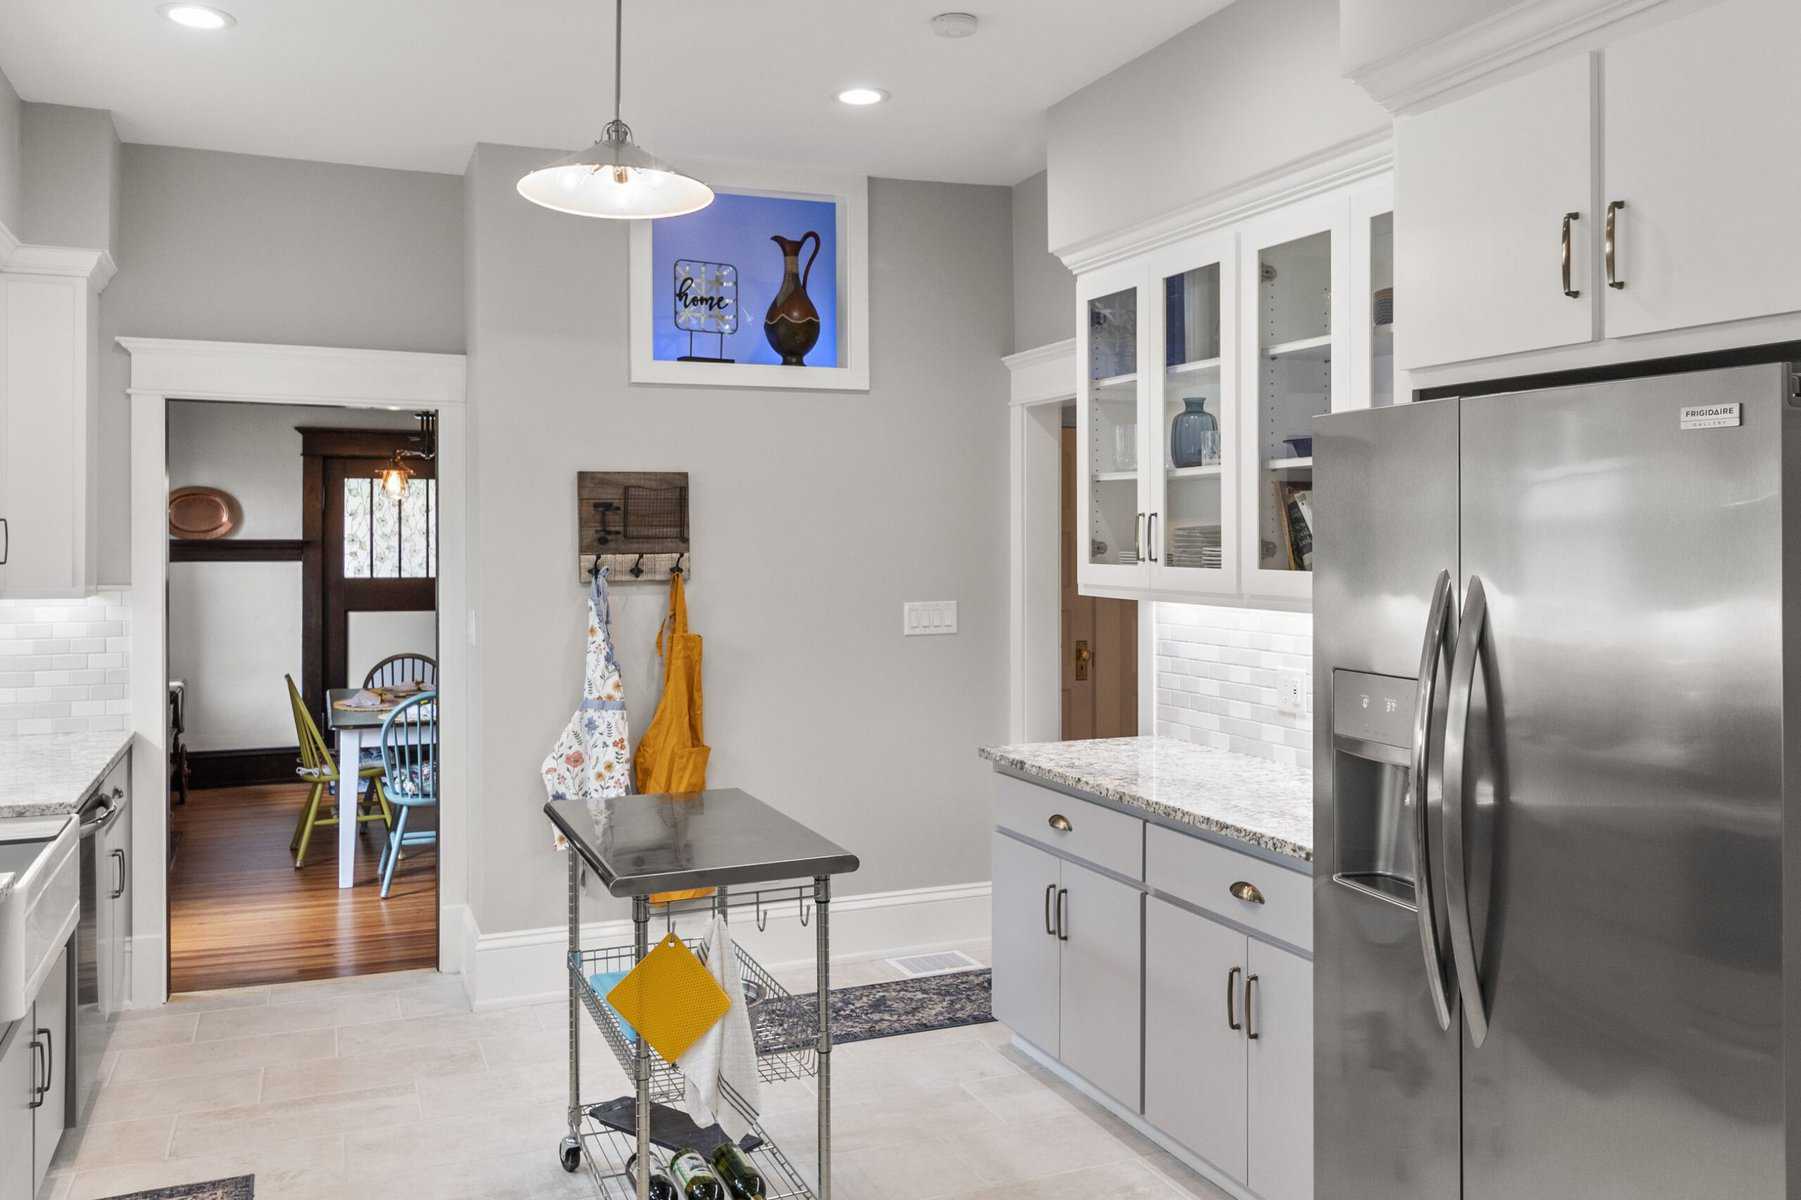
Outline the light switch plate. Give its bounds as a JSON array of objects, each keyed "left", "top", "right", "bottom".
[
  {"left": 903, "top": 600, "right": 958, "bottom": 636},
  {"left": 1276, "top": 669, "right": 1308, "bottom": 716}
]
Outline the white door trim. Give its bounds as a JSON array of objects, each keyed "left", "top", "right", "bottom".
[
  {"left": 1002, "top": 339, "right": 1075, "bottom": 744},
  {"left": 120, "top": 337, "right": 471, "bottom": 1005}
]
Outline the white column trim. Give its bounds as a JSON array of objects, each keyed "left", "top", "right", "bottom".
[
  {"left": 1003, "top": 341, "right": 1075, "bottom": 744},
  {"left": 121, "top": 337, "right": 471, "bottom": 1004}
]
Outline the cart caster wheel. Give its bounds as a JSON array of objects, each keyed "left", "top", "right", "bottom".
[{"left": 560, "top": 1136, "right": 582, "bottom": 1173}]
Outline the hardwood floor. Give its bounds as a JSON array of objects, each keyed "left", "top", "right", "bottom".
[{"left": 169, "top": 782, "right": 437, "bottom": 993}]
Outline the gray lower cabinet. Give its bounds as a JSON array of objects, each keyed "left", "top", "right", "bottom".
[
  {"left": 0, "top": 944, "right": 70, "bottom": 1200},
  {"left": 1057, "top": 856, "right": 1142, "bottom": 1108},
  {"left": 1145, "top": 897, "right": 1249, "bottom": 1179},
  {"left": 990, "top": 830, "right": 1143, "bottom": 1110},
  {"left": 991, "top": 831, "right": 1061, "bottom": 1055},
  {"left": 0, "top": 1017, "right": 32, "bottom": 1200},
  {"left": 1245, "top": 938, "right": 1312, "bottom": 1200},
  {"left": 1145, "top": 894, "right": 1313, "bottom": 1200}
]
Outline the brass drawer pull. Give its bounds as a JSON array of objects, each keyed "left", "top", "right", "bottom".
[
  {"left": 1229, "top": 880, "right": 1265, "bottom": 905},
  {"left": 1047, "top": 813, "right": 1072, "bottom": 833}
]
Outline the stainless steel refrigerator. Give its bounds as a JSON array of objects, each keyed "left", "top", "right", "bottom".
[{"left": 1312, "top": 358, "right": 1798, "bottom": 1199}]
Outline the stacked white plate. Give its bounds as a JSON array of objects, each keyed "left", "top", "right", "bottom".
[{"left": 1169, "top": 524, "right": 1223, "bottom": 569}]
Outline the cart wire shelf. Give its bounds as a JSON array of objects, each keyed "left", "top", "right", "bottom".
[
  {"left": 572, "top": 1109, "right": 816, "bottom": 1200},
  {"left": 571, "top": 940, "right": 818, "bottom": 1105}
]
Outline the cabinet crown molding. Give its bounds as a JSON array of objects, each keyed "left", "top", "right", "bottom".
[
  {"left": 1347, "top": 0, "right": 1678, "bottom": 114},
  {"left": 1051, "top": 132, "right": 1392, "bottom": 276},
  {"left": 2, "top": 243, "right": 117, "bottom": 291}
]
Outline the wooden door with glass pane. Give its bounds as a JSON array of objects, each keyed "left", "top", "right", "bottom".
[{"left": 323, "top": 455, "right": 437, "bottom": 698}]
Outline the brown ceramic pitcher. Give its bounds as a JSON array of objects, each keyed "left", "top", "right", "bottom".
[{"left": 764, "top": 231, "right": 822, "bottom": 365}]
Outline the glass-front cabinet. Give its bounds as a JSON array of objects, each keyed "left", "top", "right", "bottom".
[
  {"left": 1077, "top": 233, "right": 1239, "bottom": 599},
  {"left": 1075, "top": 174, "right": 1393, "bottom": 610}
]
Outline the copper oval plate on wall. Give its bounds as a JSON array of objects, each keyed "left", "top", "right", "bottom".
[{"left": 168, "top": 486, "right": 239, "bottom": 540}]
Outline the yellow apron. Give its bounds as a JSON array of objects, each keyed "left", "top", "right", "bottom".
[{"left": 637, "top": 572, "right": 713, "bottom": 904}]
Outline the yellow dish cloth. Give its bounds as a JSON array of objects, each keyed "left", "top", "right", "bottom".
[{"left": 605, "top": 932, "right": 732, "bottom": 1064}]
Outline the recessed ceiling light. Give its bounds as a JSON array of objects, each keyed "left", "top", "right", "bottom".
[
  {"left": 836, "top": 87, "right": 889, "bottom": 107},
  {"left": 159, "top": 4, "right": 235, "bottom": 30},
  {"left": 930, "top": 12, "right": 979, "bottom": 38}
]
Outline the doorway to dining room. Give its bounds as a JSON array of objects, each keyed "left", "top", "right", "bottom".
[{"left": 164, "top": 399, "right": 442, "bottom": 993}]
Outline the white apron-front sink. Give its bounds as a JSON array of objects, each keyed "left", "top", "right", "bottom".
[{"left": 0, "top": 816, "right": 79, "bottom": 1025}]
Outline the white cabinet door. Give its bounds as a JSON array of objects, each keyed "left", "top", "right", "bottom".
[
  {"left": 1395, "top": 52, "right": 1596, "bottom": 370},
  {"left": 1058, "top": 858, "right": 1142, "bottom": 1110},
  {"left": 0, "top": 1021, "right": 33, "bottom": 1200},
  {"left": 0, "top": 273, "right": 97, "bottom": 597},
  {"left": 990, "top": 832, "right": 1062, "bottom": 1056},
  {"left": 1247, "top": 940, "right": 1314, "bottom": 1200},
  {"left": 1601, "top": 0, "right": 1801, "bottom": 338},
  {"left": 31, "top": 948, "right": 68, "bottom": 1189},
  {"left": 1077, "top": 260, "right": 1152, "bottom": 596},
  {"left": 1144, "top": 898, "right": 1248, "bottom": 1181}
]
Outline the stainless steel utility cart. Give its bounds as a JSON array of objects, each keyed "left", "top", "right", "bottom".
[{"left": 545, "top": 788, "right": 860, "bottom": 1200}]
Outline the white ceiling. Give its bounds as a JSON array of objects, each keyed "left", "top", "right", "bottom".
[{"left": 0, "top": 0, "right": 1232, "bottom": 184}]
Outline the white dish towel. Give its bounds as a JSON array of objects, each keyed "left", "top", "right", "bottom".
[{"left": 677, "top": 915, "right": 761, "bottom": 1142}]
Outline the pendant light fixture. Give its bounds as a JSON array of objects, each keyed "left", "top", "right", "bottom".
[
  {"left": 516, "top": 0, "right": 714, "bottom": 220},
  {"left": 376, "top": 412, "right": 437, "bottom": 501}
]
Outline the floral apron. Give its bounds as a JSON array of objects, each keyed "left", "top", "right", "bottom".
[{"left": 542, "top": 569, "right": 632, "bottom": 838}]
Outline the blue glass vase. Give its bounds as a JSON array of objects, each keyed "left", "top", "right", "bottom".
[{"left": 1170, "top": 397, "right": 1219, "bottom": 468}]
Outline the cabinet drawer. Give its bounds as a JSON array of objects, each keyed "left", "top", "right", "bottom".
[
  {"left": 1146, "top": 825, "right": 1309, "bottom": 952},
  {"left": 993, "top": 774, "right": 1143, "bottom": 880}
]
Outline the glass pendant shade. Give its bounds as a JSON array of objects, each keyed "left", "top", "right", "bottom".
[
  {"left": 517, "top": 121, "right": 713, "bottom": 220},
  {"left": 378, "top": 461, "right": 412, "bottom": 500}
]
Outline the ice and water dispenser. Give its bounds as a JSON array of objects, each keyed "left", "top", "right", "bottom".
[{"left": 1330, "top": 669, "right": 1424, "bottom": 907}]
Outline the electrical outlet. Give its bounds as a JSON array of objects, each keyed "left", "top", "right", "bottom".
[
  {"left": 1276, "top": 669, "right": 1308, "bottom": 716},
  {"left": 903, "top": 600, "right": 958, "bottom": 636}
]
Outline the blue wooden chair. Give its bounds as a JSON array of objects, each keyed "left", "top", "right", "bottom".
[{"left": 376, "top": 690, "right": 438, "bottom": 898}]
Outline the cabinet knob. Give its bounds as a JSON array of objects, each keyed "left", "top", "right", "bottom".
[
  {"left": 1229, "top": 880, "right": 1265, "bottom": 905},
  {"left": 1047, "top": 813, "right": 1072, "bottom": 833}
]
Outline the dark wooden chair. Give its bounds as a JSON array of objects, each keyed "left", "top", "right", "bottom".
[{"left": 363, "top": 653, "right": 438, "bottom": 690}]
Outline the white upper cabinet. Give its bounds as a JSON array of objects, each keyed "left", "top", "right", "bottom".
[
  {"left": 1601, "top": 0, "right": 1801, "bottom": 338},
  {"left": 1076, "top": 179, "right": 1391, "bottom": 611},
  {"left": 0, "top": 262, "right": 108, "bottom": 598},
  {"left": 1395, "top": 53, "right": 1596, "bottom": 372},
  {"left": 1395, "top": 0, "right": 1801, "bottom": 373}
]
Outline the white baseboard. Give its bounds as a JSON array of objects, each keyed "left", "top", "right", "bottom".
[
  {"left": 1011, "top": 1036, "right": 1258, "bottom": 1200},
  {"left": 461, "top": 880, "right": 992, "bottom": 1011}
]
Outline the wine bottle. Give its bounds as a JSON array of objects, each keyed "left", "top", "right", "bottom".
[
  {"left": 710, "top": 1143, "right": 766, "bottom": 1200},
  {"left": 669, "top": 1149, "right": 726, "bottom": 1200},
  {"left": 647, "top": 1169, "right": 678, "bottom": 1200}
]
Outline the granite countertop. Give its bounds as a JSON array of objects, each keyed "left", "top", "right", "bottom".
[
  {"left": 0, "top": 731, "right": 134, "bottom": 818},
  {"left": 978, "top": 735, "right": 1314, "bottom": 863}
]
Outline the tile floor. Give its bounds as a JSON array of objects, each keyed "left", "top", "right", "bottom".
[{"left": 44, "top": 949, "right": 1230, "bottom": 1200}]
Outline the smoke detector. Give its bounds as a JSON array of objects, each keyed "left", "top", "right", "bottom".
[{"left": 930, "top": 12, "right": 979, "bottom": 38}]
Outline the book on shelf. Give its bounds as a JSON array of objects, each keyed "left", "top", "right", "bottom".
[{"left": 1274, "top": 482, "right": 1314, "bottom": 571}]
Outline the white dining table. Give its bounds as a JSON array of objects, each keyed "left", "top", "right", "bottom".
[{"left": 323, "top": 688, "right": 429, "bottom": 889}]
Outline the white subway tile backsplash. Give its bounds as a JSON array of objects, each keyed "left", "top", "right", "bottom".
[
  {"left": 1154, "top": 602, "right": 1313, "bottom": 772},
  {"left": 0, "top": 592, "right": 130, "bottom": 735}
]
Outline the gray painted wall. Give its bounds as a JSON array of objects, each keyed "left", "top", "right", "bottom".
[
  {"left": 1046, "top": 0, "right": 1389, "bottom": 253},
  {"left": 465, "top": 144, "right": 1010, "bottom": 933},
  {"left": 20, "top": 103, "right": 118, "bottom": 253},
  {"left": 96, "top": 144, "right": 466, "bottom": 582},
  {"left": 1011, "top": 170, "right": 1074, "bottom": 353},
  {"left": 0, "top": 65, "right": 19, "bottom": 236}
]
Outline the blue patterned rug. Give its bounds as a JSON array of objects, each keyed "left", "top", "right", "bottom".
[
  {"left": 102, "top": 1177, "right": 252, "bottom": 1200},
  {"left": 754, "top": 968, "right": 992, "bottom": 1049}
]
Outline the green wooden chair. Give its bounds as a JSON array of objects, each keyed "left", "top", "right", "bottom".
[{"left": 285, "top": 675, "right": 391, "bottom": 868}]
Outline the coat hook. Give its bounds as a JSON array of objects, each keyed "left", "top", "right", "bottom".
[
  {"left": 630, "top": 553, "right": 645, "bottom": 578},
  {"left": 671, "top": 552, "right": 685, "bottom": 577}
]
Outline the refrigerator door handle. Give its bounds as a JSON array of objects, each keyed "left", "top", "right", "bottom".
[
  {"left": 1443, "top": 573, "right": 1493, "bottom": 1047},
  {"left": 1410, "top": 568, "right": 1458, "bottom": 1033}
]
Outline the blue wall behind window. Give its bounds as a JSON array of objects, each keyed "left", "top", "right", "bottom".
[{"left": 651, "top": 192, "right": 839, "bottom": 367}]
